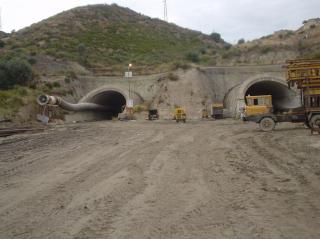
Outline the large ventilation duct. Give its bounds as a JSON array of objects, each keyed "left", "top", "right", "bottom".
[
  {"left": 37, "top": 90, "right": 127, "bottom": 118},
  {"left": 37, "top": 95, "right": 115, "bottom": 112}
]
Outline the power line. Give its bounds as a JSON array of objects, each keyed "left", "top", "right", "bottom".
[{"left": 163, "top": 0, "right": 168, "bottom": 22}]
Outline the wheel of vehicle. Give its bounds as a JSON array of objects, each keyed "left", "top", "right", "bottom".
[
  {"left": 305, "top": 120, "right": 311, "bottom": 129},
  {"left": 310, "top": 115, "right": 320, "bottom": 129},
  {"left": 259, "top": 117, "right": 276, "bottom": 132}
]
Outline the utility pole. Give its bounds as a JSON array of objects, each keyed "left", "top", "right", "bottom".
[
  {"left": 163, "top": 0, "right": 168, "bottom": 22},
  {"left": 0, "top": 6, "right": 2, "bottom": 31}
]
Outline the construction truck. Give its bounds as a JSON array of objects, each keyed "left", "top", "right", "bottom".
[
  {"left": 211, "top": 103, "right": 224, "bottom": 119},
  {"left": 201, "top": 108, "right": 209, "bottom": 119},
  {"left": 242, "top": 59, "right": 320, "bottom": 133},
  {"left": 173, "top": 107, "right": 186, "bottom": 123},
  {"left": 148, "top": 109, "right": 159, "bottom": 120}
]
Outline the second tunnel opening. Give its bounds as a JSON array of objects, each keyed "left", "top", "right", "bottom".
[{"left": 245, "top": 80, "right": 301, "bottom": 112}]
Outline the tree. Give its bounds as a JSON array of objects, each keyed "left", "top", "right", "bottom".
[
  {"left": 0, "top": 58, "right": 33, "bottom": 90},
  {"left": 237, "top": 38, "right": 245, "bottom": 44},
  {"left": 0, "top": 40, "right": 5, "bottom": 48},
  {"left": 210, "top": 32, "right": 221, "bottom": 43}
]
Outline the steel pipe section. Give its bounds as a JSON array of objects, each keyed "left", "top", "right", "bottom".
[{"left": 37, "top": 95, "right": 115, "bottom": 112}]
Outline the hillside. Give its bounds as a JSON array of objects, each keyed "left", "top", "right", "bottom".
[
  {"left": 0, "top": 4, "right": 226, "bottom": 75},
  {"left": 219, "top": 18, "right": 320, "bottom": 65}
]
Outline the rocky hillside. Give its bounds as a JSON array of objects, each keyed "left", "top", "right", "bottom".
[
  {"left": 219, "top": 18, "right": 320, "bottom": 65},
  {"left": 0, "top": 4, "right": 226, "bottom": 75}
]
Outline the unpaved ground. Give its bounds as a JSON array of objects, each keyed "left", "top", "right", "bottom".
[{"left": 0, "top": 119, "right": 320, "bottom": 239}]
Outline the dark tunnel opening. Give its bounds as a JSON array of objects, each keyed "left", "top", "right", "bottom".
[
  {"left": 88, "top": 90, "right": 127, "bottom": 118},
  {"left": 245, "top": 81, "right": 301, "bottom": 112}
]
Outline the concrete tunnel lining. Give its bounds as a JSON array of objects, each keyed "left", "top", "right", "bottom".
[
  {"left": 224, "top": 76, "right": 301, "bottom": 117},
  {"left": 88, "top": 91, "right": 127, "bottom": 115},
  {"left": 244, "top": 80, "right": 301, "bottom": 112},
  {"left": 80, "top": 87, "right": 128, "bottom": 117}
]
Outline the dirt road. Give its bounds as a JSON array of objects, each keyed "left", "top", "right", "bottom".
[{"left": 0, "top": 119, "right": 319, "bottom": 239}]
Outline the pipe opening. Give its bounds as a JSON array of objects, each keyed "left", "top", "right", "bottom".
[
  {"left": 245, "top": 81, "right": 300, "bottom": 112},
  {"left": 87, "top": 90, "right": 127, "bottom": 117}
]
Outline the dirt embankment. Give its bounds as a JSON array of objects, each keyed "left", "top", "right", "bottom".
[{"left": 0, "top": 120, "right": 320, "bottom": 239}]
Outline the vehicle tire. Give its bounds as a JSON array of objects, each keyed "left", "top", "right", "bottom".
[
  {"left": 259, "top": 117, "right": 276, "bottom": 132},
  {"left": 310, "top": 115, "right": 320, "bottom": 130}
]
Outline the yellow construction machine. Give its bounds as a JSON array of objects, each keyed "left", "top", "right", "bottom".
[
  {"left": 173, "top": 107, "right": 186, "bottom": 123},
  {"left": 243, "top": 59, "right": 320, "bottom": 133},
  {"left": 211, "top": 103, "right": 224, "bottom": 119},
  {"left": 201, "top": 108, "right": 209, "bottom": 119}
]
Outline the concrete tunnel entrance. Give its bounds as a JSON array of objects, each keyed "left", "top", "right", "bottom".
[
  {"left": 87, "top": 90, "right": 127, "bottom": 117},
  {"left": 77, "top": 88, "right": 128, "bottom": 120},
  {"left": 245, "top": 80, "right": 300, "bottom": 112},
  {"left": 224, "top": 77, "right": 302, "bottom": 117}
]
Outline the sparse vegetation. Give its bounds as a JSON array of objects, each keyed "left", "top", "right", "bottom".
[
  {"left": 0, "top": 4, "right": 223, "bottom": 74},
  {"left": 186, "top": 52, "right": 200, "bottom": 63},
  {"left": 0, "top": 58, "right": 33, "bottom": 90},
  {"left": 0, "top": 86, "right": 34, "bottom": 119}
]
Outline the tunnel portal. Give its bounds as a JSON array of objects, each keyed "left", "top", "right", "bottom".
[
  {"left": 244, "top": 80, "right": 300, "bottom": 112},
  {"left": 87, "top": 90, "right": 127, "bottom": 117}
]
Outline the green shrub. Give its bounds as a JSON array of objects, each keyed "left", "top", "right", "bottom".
[
  {"left": 0, "top": 58, "right": 33, "bottom": 90},
  {"left": 186, "top": 52, "right": 200, "bottom": 63},
  {"left": 237, "top": 38, "right": 245, "bottom": 44},
  {"left": 52, "top": 81, "right": 61, "bottom": 88},
  {"left": 223, "top": 44, "right": 232, "bottom": 50},
  {"left": 209, "top": 32, "right": 221, "bottom": 43},
  {"left": 0, "top": 40, "right": 5, "bottom": 48}
]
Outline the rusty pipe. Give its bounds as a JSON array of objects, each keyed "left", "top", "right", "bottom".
[{"left": 37, "top": 95, "right": 114, "bottom": 112}]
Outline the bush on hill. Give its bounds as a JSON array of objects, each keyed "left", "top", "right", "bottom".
[{"left": 0, "top": 58, "right": 33, "bottom": 90}]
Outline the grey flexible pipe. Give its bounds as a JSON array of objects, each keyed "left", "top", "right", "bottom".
[{"left": 37, "top": 95, "right": 114, "bottom": 112}]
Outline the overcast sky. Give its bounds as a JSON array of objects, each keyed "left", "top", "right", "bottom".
[{"left": 0, "top": 0, "right": 319, "bottom": 43}]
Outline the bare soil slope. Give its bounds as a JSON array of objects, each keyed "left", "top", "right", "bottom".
[{"left": 0, "top": 120, "right": 320, "bottom": 239}]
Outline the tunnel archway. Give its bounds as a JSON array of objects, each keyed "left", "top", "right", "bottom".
[
  {"left": 224, "top": 76, "right": 301, "bottom": 117},
  {"left": 81, "top": 87, "right": 128, "bottom": 118},
  {"left": 244, "top": 80, "right": 300, "bottom": 112},
  {"left": 87, "top": 90, "right": 126, "bottom": 116}
]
